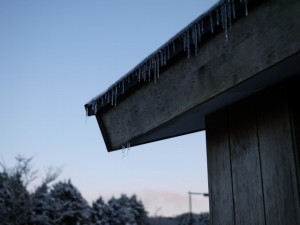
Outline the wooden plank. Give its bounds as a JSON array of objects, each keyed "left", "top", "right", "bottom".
[
  {"left": 287, "top": 79, "right": 300, "bottom": 206},
  {"left": 255, "top": 85, "right": 300, "bottom": 225},
  {"left": 100, "top": 0, "right": 300, "bottom": 150},
  {"left": 206, "top": 109, "right": 235, "bottom": 225},
  {"left": 228, "top": 99, "right": 266, "bottom": 225}
]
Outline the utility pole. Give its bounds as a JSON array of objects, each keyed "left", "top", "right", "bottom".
[{"left": 188, "top": 191, "right": 209, "bottom": 224}]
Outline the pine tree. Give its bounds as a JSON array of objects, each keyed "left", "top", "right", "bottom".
[
  {"left": 91, "top": 197, "right": 110, "bottom": 225},
  {"left": 30, "top": 183, "right": 53, "bottom": 225},
  {"left": 107, "top": 194, "right": 148, "bottom": 225},
  {"left": 0, "top": 172, "right": 31, "bottom": 225},
  {"left": 48, "top": 180, "right": 91, "bottom": 225}
]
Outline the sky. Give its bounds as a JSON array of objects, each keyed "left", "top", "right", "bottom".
[{"left": 0, "top": 0, "right": 217, "bottom": 217}]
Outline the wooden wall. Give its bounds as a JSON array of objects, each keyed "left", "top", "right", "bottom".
[{"left": 206, "top": 81, "right": 300, "bottom": 225}]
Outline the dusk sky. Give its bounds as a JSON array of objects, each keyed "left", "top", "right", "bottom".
[{"left": 0, "top": 0, "right": 217, "bottom": 217}]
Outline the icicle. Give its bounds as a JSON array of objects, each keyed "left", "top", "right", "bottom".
[
  {"left": 114, "top": 86, "right": 118, "bottom": 106},
  {"left": 231, "top": 0, "right": 236, "bottom": 19},
  {"left": 145, "top": 65, "right": 147, "bottom": 82},
  {"left": 210, "top": 13, "right": 214, "bottom": 33},
  {"left": 107, "top": 91, "right": 110, "bottom": 104},
  {"left": 126, "top": 142, "right": 130, "bottom": 156},
  {"left": 143, "top": 65, "right": 146, "bottom": 82},
  {"left": 201, "top": 20, "right": 204, "bottom": 33},
  {"left": 197, "top": 22, "right": 202, "bottom": 42},
  {"left": 140, "top": 66, "right": 143, "bottom": 82},
  {"left": 138, "top": 66, "right": 142, "bottom": 82},
  {"left": 221, "top": 4, "right": 224, "bottom": 29},
  {"left": 101, "top": 96, "right": 104, "bottom": 106},
  {"left": 94, "top": 101, "right": 97, "bottom": 114},
  {"left": 244, "top": 0, "right": 248, "bottom": 16},
  {"left": 122, "top": 80, "right": 125, "bottom": 94},
  {"left": 162, "top": 48, "right": 165, "bottom": 66},
  {"left": 152, "top": 58, "right": 156, "bottom": 83},
  {"left": 160, "top": 50, "right": 164, "bottom": 66},
  {"left": 167, "top": 45, "right": 170, "bottom": 61},
  {"left": 138, "top": 68, "right": 141, "bottom": 82},
  {"left": 192, "top": 25, "right": 198, "bottom": 56},
  {"left": 122, "top": 145, "right": 125, "bottom": 158},
  {"left": 146, "top": 63, "right": 150, "bottom": 82},
  {"left": 111, "top": 89, "right": 114, "bottom": 106},
  {"left": 183, "top": 33, "right": 187, "bottom": 52},
  {"left": 152, "top": 58, "right": 157, "bottom": 84},
  {"left": 187, "top": 30, "right": 191, "bottom": 58},
  {"left": 216, "top": 8, "right": 220, "bottom": 26},
  {"left": 85, "top": 106, "right": 89, "bottom": 117},
  {"left": 172, "top": 41, "right": 176, "bottom": 54},
  {"left": 156, "top": 54, "right": 160, "bottom": 79},
  {"left": 224, "top": 3, "right": 229, "bottom": 40},
  {"left": 183, "top": 34, "right": 186, "bottom": 52},
  {"left": 109, "top": 89, "right": 114, "bottom": 105},
  {"left": 163, "top": 48, "right": 167, "bottom": 65},
  {"left": 142, "top": 64, "right": 147, "bottom": 82},
  {"left": 157, "top": 60, "right": 160, "bottom": 79},
  {"left": 183, "top": 31, "right": 191, "bottom": 58},
  {"left": 221, "top": 2, "right": 228, "bottom": 40},
  {"left": 227, "top": 0, "right": 232, "bottom": 30}
]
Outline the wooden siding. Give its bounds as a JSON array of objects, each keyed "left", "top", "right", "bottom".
[
  {"left": 206, "top": 82, "right": 300, "bottom": 225},
  {"left": 206, "top": 109, "right": 234, "bottom": 225},
  {"left": 288, "top": 80, "right": 300, "bottom": 207},
  {"left": 228, "top": 100, "right": 265, "bottom": 225}
]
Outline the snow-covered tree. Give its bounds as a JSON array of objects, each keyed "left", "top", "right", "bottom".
[
  {"left": 30, "top": 183, "right": 53, "bottom": 225},
  {"left": 0, "top": 171, "right": 31, "bottom": 225},
  {"left": 48, "top": 180, "right": 91, "bottom": 225},
  {"left": 91, "top": 197, "right": 110, "bottom": 225},
  {"left": 128, "top": 195, "right": 148, "bottom": 225},
  {"left": 0, "top": 156, "right": 153, "bottom": 225},
  {"left": 0, "top": 156, "right": 37, "bottom": 225},
  {"left": 0, "top": 155, "right": 62, "bottom": 225},
  {"left": 107, "top": 194, "right": 148, "bottom": 225},
  {"left": 30, "top": 166, "right": 62, "bottom": 225}
]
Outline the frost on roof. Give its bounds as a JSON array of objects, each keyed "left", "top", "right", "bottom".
[{"left": 85, "top": 0, "right": 250, "bottom": 116}]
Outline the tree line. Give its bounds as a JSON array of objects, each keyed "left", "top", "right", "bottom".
[
  {"left": 0, "top": 156, "right": 208, "bottom": 225},
  {"left": 0, "top": 156, "right": 148, "bottom": 225}
]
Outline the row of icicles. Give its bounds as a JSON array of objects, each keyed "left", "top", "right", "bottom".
[{"left": 89, "top": 0, "right": 249, "bottom": 116}]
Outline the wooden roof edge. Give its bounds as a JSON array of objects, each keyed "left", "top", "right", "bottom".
[{"left": 85, "top": 0, "right": 261, "bottom": 116}]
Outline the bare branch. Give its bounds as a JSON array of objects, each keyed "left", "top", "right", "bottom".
[{"left": 43, "top": 166, "right": 62, "bottom": 185}]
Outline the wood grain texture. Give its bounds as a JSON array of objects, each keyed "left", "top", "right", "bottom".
[
  {"left": 206, "top": 109, "right": 235, "bottom": 225},
  {"left": 255, "top": 85, "right": 300, "bottom": 225},
  {"left": 228, "top": 99, "right": 265, "bottom": 225},
  {"left": 287, "top": 79, "right": 300, "bottom": 207},
  {"left": 101, "top": 0, "right": 300, "bottom": 149}
]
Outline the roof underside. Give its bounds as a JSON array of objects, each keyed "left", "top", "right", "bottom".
[{"left": 124, "top": 52, "right": 300, "bottom": 147}]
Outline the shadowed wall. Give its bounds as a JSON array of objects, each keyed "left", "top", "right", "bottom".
[{"left": 206, "top": 82, "right": 300, "bottom": 225}]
